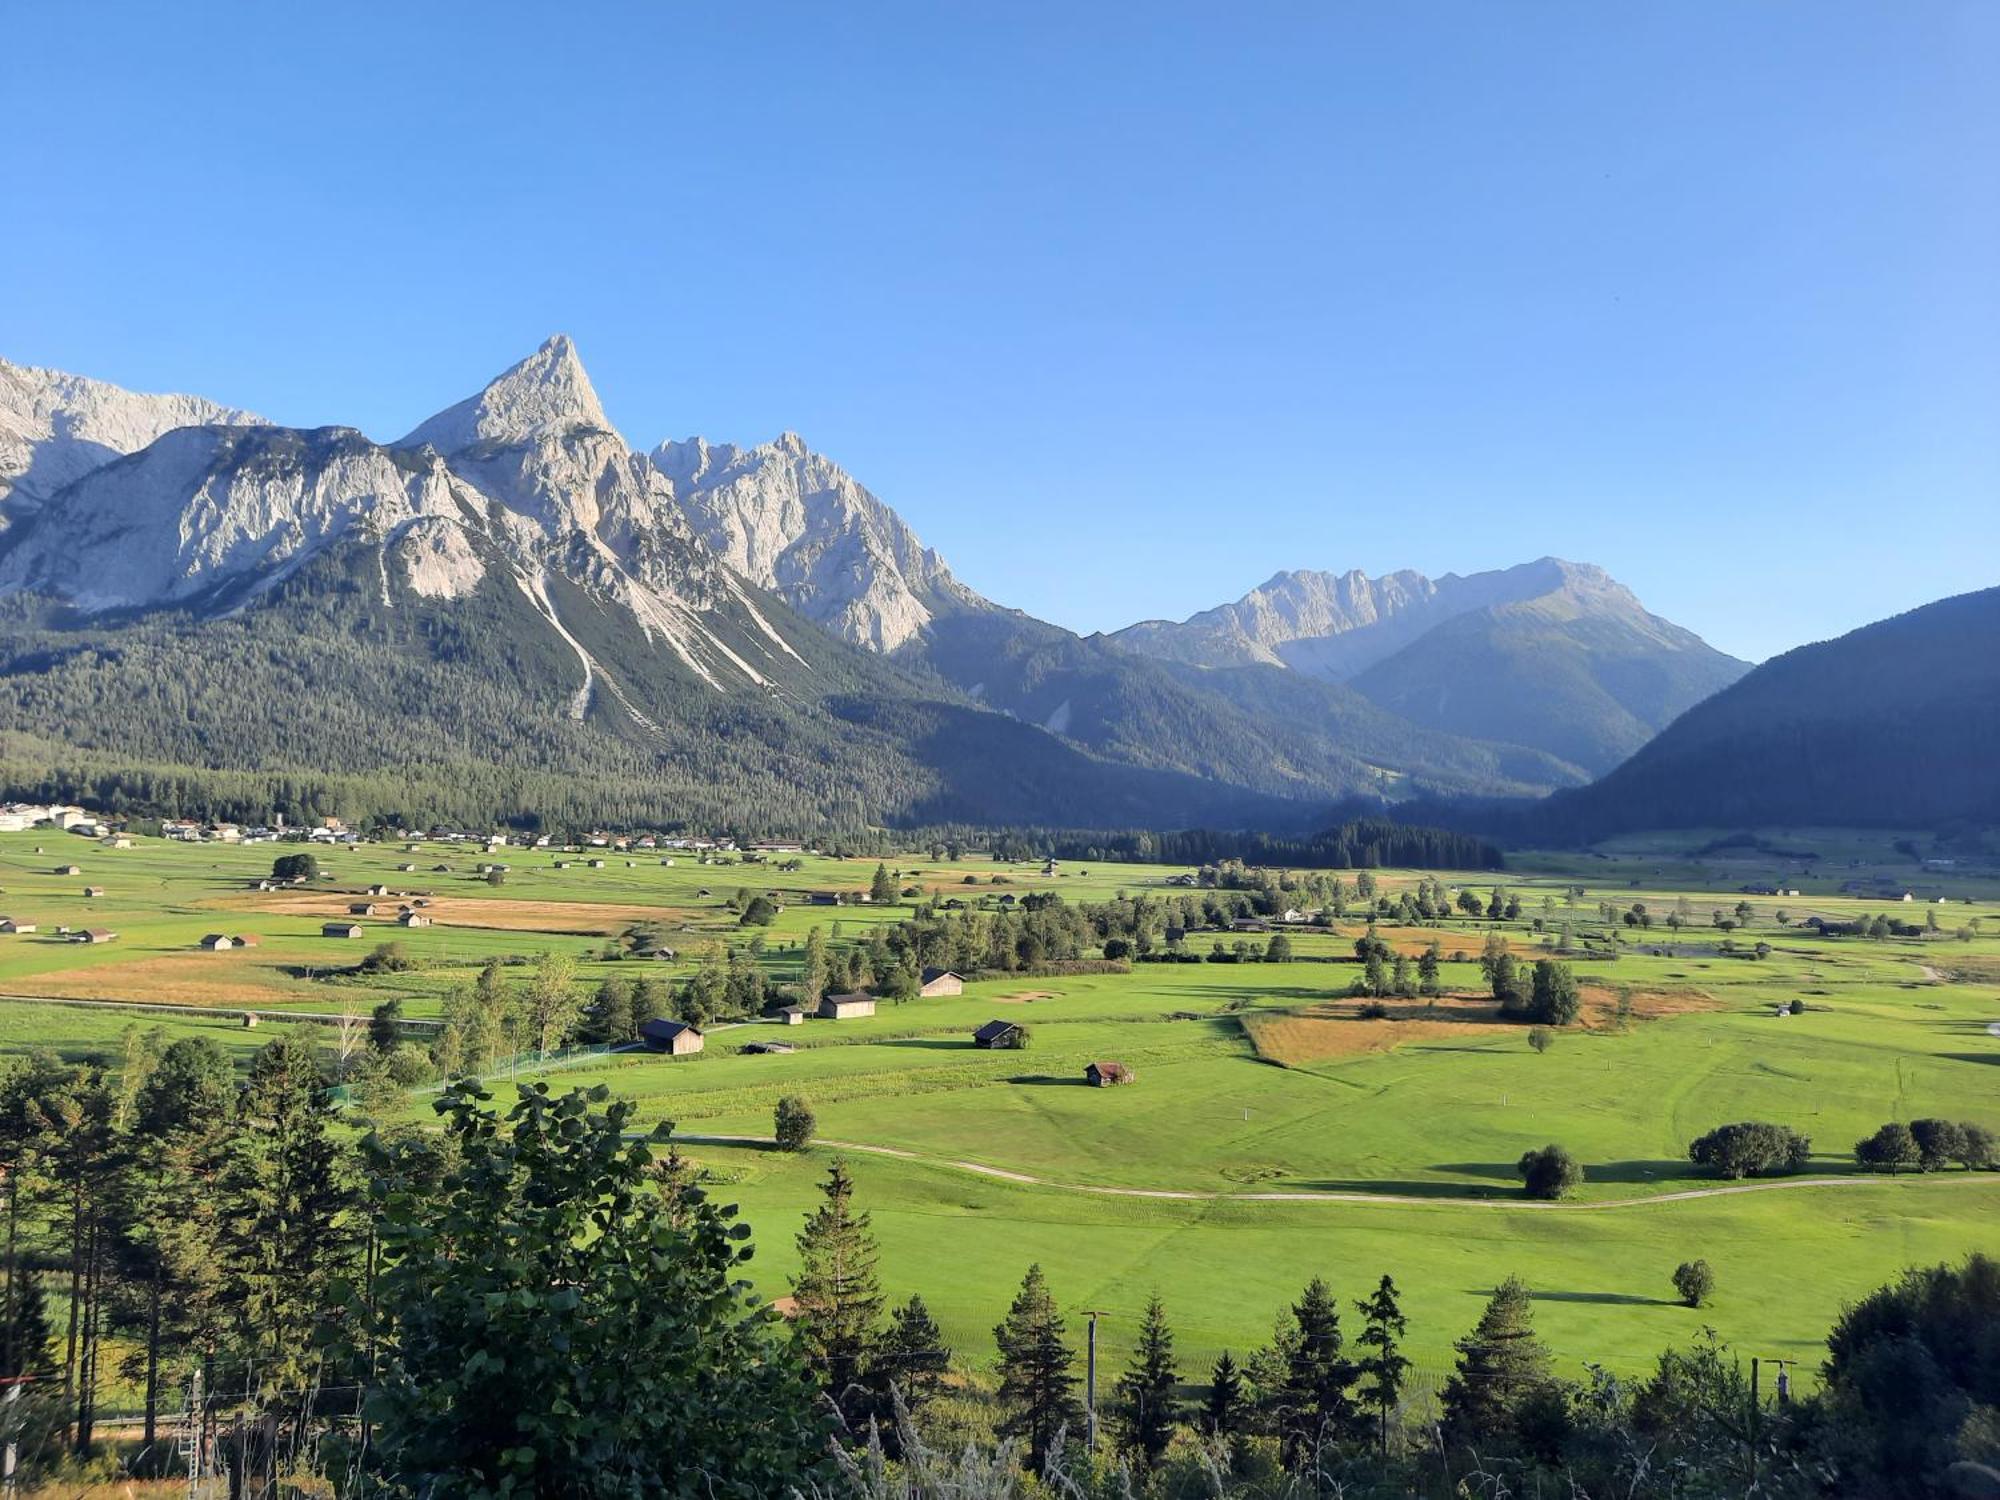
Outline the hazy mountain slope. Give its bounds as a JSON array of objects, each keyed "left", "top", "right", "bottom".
[
  {"left": 1346, "top": 574, "right": 1749, "bottom": 774},
  {"left": 1532, "top": 586, "right": 2000, "bottom": 839},
  {"left": 1110, "top": 560, "right": 1594, "bottom": 678},
  {"left": 666, "top": 433, "right": 990, "bottom": 653},
  {"left": 1170, "top": 660, "right": 1589, "bottom": 793},
  {"left": 0, "top": 354, "right": 267, "bottom": 519}
]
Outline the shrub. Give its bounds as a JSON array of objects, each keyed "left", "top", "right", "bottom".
[
  {"left": 1526, "top": 1026, "right": 1555, "bottom": 1054},
  {"left": 1687, "top": 1121, "right": 1812, "bottom": 1178},
  {"left": 1357, "top": 1001, "right": 1390, "bottom": 1020},
  {"left": 271, "top": 851, "right": 319, "bottom": 881},
  {"left": 774, "top": 1095, "right": 816, "bottom": 1152},
  {"left": 1672, "top": 1259, "right": 1715, "bottom": 1308},
  {"left": 1517, "top": 1144, "right": 1583, "bottom": 1200}
]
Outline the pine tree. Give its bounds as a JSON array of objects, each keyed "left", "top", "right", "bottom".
[
  {"left": 870, "top": 863, "right": 896, "bottom": 903},
  {"left": 1278, "top": 1276, "right": 1358, "bottom": 1466},
  {"left": 1441, "top": 1275, "right": 1553, "bottom": 1441},
  {"left": 1115, "top": 1293, "right": 1181, "bottom": 1469},
  {"left": 216, "top": 1033, "right": 357, "bottom": 1408},
  {"left": 579, "top": 976, "right": 632, "bottom": 1045},
  {"left": 1418, "top": 941, "right": 1443, "bottom": 998},
  {"left": 631, "top": 976, "right": 669, "bottom": 1040},
  {"left": 994, "top": 1263, "right": 1083, "bottom": 1469},
  {"left": 790, "top": 1158, "right": 884, "bottom": 1427},
  {"left": 877, "top": 1293, "right": 951, "bottom": 1414},
  {"left": 1354, "top": 1274, "right": 1410, "bottom": 1452},
  {"left": 0, "top": 1267, "right": 53, "bottom": 1379},
  {"left": 1206, "top": 1350, "right": 1244, "bottom": 1437}
]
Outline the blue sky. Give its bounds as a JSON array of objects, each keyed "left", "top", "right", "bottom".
[{"left": 4, "top": 2, "right": 1994, "bottom": 662}]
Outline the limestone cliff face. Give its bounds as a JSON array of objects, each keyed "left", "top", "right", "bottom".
[
  {"left": 0, "top": 337, "right": 810, "bottom": 697},
  {"left": 662, "top": 432, "right": 989, "bottom": 653},
  {"left": 0, "top": 355, "right": 268, "bottom": 520}
]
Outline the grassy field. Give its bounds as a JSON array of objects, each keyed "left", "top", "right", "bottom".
[{"left": 1, "top": 825, "right": 1995, "bottom": 1387}]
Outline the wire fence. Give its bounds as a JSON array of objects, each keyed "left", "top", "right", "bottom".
[{"left": 327, "top": 1040, "right": 634, "bottom": 1105}]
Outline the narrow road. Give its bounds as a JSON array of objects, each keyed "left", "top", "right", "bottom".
[
  {"left": 0, "top": 991, "right": 442, "bottom": 1029},
  {"left": 666, "top": 1133, "right": 2000, "bottom": 1212}
]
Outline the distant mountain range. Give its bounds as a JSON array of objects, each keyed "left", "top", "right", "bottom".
[{"left": 0, "top": 337, "right": 1776, "bottom": 835}]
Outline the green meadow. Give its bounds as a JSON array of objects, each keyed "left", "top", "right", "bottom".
[{"left": 1, "top": 825, "right": 1995, "bottom": 1386}]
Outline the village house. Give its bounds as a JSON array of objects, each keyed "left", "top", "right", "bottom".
[
  {"left": 322, "top": 922, "right": 364, "bottom": 939},
  {"left": 817, "top": 993, "right": 876, "bottom": 1020},
  {"left": 972, "top": 1019, "right": 1024, "bottom": 1049},
  {"left": 919, "top": 967, "right": 965, "bottom": 997},
  {"left": 1084, "top": 1061, "right": 1134, "bottom": 1087},
  {"left": 199, "top": 934, "right": 237, "bottom": 950},
  {"left": 640, "top": 1018, "right": 705, "bottom": 1056}
]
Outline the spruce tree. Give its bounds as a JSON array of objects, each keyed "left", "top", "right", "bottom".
[
  {"left": 870, "top": 863, "right": 896, "bottom": 903},
  {"left": 790, "top": 1158, "right": 884, "bottom": 1426},
  {"left": 1115, "top": 1293, "right": 1181, "bottom": 1469},
  {"left": 994, "top": 1263, "right": 1083, "bottom": 1469},
  {"left": 1278, "top": 1276, "right": 1357, "bottom": 1466},
  {"left": 877, "top": 1293, "right": 951, "bottom": 1414},
  {"left": 1441, "top": 1275, "right": 1553, "bottom": 1441},
  {"left": 1354, "top": 1274, "right": 1409, "bottom": 1452},
  {"left": 580, "top": 976, "right": 632, "bottom": 1044},
  {"left": 1207, "top": 1350, "right": 1244, "bottom": 1437},
  {"left": 630, "top": 976, "right": 668, "bottom": 1040},
  {"left": 216, "top": 1032, "right": 357, "bottom": 1402},
  {"left": 1418, "top": 941, "right": 1443, "bottom": 998}
]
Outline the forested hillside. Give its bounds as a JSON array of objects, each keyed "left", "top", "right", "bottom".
[
  {"left": 1532, "top": 586, "right": 2000, "bottom": 839},
  {"left": 0, "top": 543, "right": 1303, "bottom": 834}
]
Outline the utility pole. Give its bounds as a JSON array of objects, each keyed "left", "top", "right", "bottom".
[{"left": 1083, "top": 1310, "right": 1111, "bottom": 1456}]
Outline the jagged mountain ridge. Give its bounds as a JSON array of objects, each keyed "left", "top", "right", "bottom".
[
  {"left": 663, "top": 432, "right": 990, "bottom": 653},
  {"left": 663, "top": 424, "right": 1741, "bottom": 781},
  {"left": 0, "top": 335, "right": 1742, "bottom": 828},
  {"left": 0, "top": 354, "right": 268, "bottom": 520},
  {"left": 0, "top": 340, "right": 1326, "bottom": 830}
]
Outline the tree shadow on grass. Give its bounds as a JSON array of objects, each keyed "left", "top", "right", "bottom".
[
  {"left": 879, "top": 1037, "right": 980, "bottom": 1051},
  {"left": 1430, "top": 1158, "right": 1706, "bottom": 1188},
  {"left": 1292, "top": 1179, "right": 1518, "bottom": 1200},
  {"left": 1005, "top": 1074, "right": 1088, "bottom": 1086},
  {"left": 1937, "top": 1052, "right": 2000, "bottom": 1066},
  {"left": 1521, "top": 1289, "right": 1676, "bottom": 1308}
]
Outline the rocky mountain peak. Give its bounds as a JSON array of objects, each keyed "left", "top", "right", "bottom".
[
  {"left": 398, "top": 334, "right": 615, "bottom": 454},
  {"left": 664, "top": 430, "right": 985, "bottom": 654},
  {"left": 0, "top": 354, "right": 268, "bottom": 516}
]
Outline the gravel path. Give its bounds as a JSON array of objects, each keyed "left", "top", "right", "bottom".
[{"left": 666, "top": 1134, "right": 2000, "bottom": 1211}]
